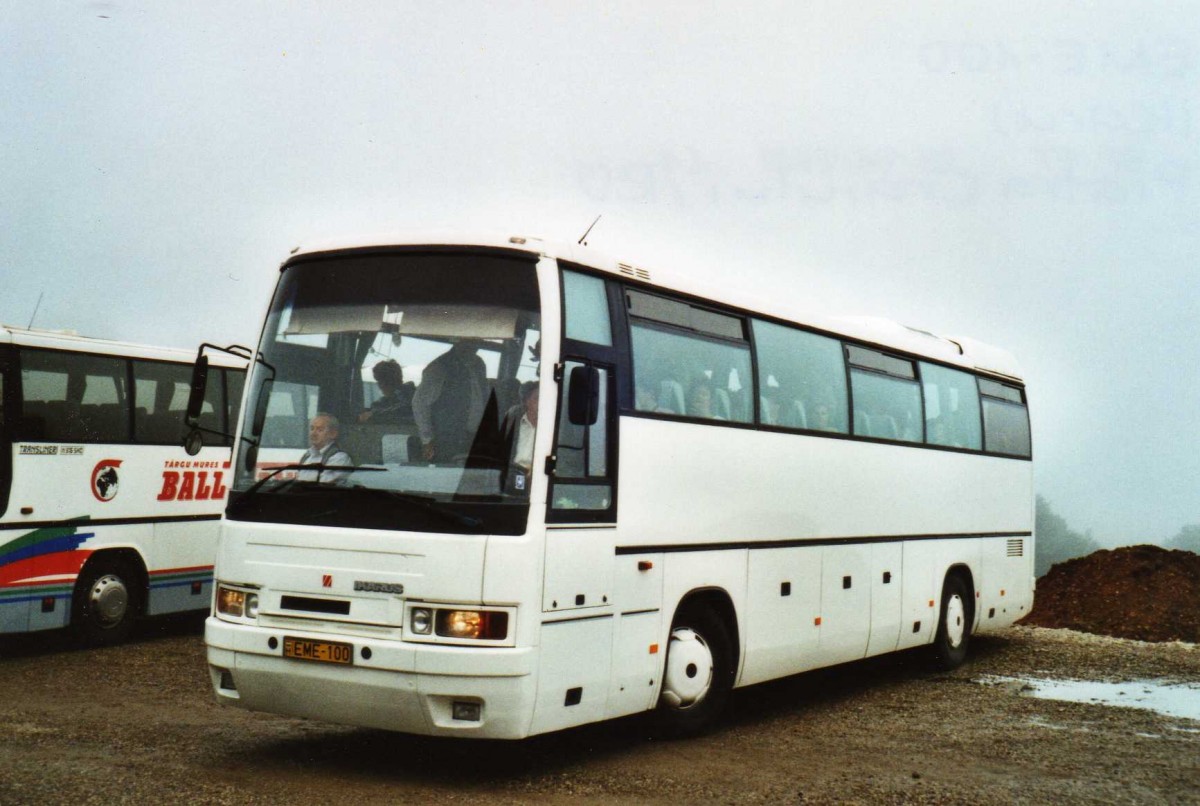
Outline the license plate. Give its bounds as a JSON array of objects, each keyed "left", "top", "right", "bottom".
[{"left": 282, "top": 636, "right": 354, "bottom": 665}]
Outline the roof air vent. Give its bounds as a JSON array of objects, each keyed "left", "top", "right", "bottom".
[{"left": 618, "top": 262, "right": 651, "bottom": 282}]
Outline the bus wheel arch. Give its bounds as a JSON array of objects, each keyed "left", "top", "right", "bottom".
[
  {"left": 931, "top": 566, "right": 974, "bottom": 670},
  {"left": 71, "top": 550, "right": 148, "bottom": 647},
  {"left": 655, "top": 589, "right": 739, "bottom": 737}
]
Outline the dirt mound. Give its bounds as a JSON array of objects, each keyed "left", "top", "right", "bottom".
[{"left": 1020, "top": 544, "right": 1200, "bottom": 643}]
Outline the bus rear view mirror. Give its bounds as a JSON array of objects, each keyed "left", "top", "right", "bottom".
[
  {"left": 567, "top": 365, "right": 599, "bottom": 426},
  {"left": 183, "top": 428, "right": 204, "bottom": 457},
  {"left": 185, "top": 356, "right": 210, "bottom": 428}
]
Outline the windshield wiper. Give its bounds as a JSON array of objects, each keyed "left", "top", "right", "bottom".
[
  {"left": 238, "top": 464, "right": 386, "bottom": 499},
  {"left": 347, "top": 485, "right": 484, "bottom": 530}
]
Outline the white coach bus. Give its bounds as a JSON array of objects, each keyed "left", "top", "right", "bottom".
[
  {"left": 200, "top": 234, "right": 1033, "bottom": 738},
  {"left": 0, "top": 325, "right": 245, "bottom": 645}
]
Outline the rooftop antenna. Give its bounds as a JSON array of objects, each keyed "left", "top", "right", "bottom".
[
  {"left": 27, "top": 291, "right": 44, "bottom": 329},
  {"left": 577, "top": 214, "right": 602, "bottom": 246}
]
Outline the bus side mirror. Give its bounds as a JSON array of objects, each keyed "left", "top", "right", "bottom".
[
  {"left": 567, "top": 365, "right": 599, "bottom": 426},
  {"left": 182, "top": 357, "right": 210, "bottom": 457},
  {"left": 183, "top": 429, "right": 204, "bottom": 457},
  {"left": 185, "top": 356, "right": 209, "bottom": 428}
]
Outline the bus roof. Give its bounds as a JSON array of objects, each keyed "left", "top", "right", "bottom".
[
  {"left": 286, "top": 232, "right": 1025, "bottom": 383},
  {"left": 0, "top": 324, "right": 245, "bottom": 368}
]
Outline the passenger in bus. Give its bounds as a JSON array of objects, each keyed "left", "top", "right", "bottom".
[
  {"left": 297, "top": 413, "right": 353, "bottom": 483},
  {"left": 635, "top": 383, "right": 671, "bottom": 414},
  {"left": 412, "top": 339, "right": 488, "bottom": 462},
  {"left": 761, "top": 388, "right": 782, "bottom": 425},
  {"left": 503, "top": 381, "right": 539, "bottom": 472},
  {"left": 686, "top": 380, "right": 722, "bottom": 420},
  {"left": 358, "top": 359, "right": 415, "bottom": 424},
  {"left": 812, "top": 400, "right": 838, "bottom": 432}
]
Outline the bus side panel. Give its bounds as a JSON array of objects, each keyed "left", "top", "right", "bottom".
[
  {"left": 145, "top": 519, "right": 218, "bottom": 617},
  {"left": 816, "top": 544, "right": 872, "bottom": 666},
  {"left": 865, "top": 542, "right": 903, "bottom": 657},
  {"left": 897, "top": 541, "right": 938, "bottom": 650},
  {"left": 529, "top": 616, "right": 614, "bottom": 735},
  {"left": 977, "top": 535, "right": 1033, "bottom": 633},
  {"left": 740, "top": 546, "right": 821, "bottom": 686},
  {"left": 605, "top": 552, "right": 664, "bottom": 718},
  {"left": 605, "top": 611, "right": 661, "bottom": 719},
  {"left": 543, "top": 527, "right": 614, "bottom": 614}
]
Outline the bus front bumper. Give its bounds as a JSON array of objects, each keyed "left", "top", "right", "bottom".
[{"left": 205, "top": 617, "right": 537, "bottom": 739}]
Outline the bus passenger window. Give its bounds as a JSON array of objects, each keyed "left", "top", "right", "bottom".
[
  {"left": 979, "top": 379, "right": 1031, "bottom": 457},
  {"left": 751, "top": 320, "right": 848, "bottom": 433},
  {"left": 19, "top": 350, "right": 129, "bottom": 443},
  {"left": 846, "top": 346, "right": 921, "bottom": 444},
  {"left": 920, "top": 363, "right": 982, "bottom": 450}
]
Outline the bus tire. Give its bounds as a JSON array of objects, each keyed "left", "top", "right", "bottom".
[
  {"left": 654, "top": 604, "right": 734, "bottom": 737},
  {"left": 71, "top": 555, "right": 143, "bottom": 647},
  {"left": 930, "top": 573, "right": 971, "bottom": 670}
]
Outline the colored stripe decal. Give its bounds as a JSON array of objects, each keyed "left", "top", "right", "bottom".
[{"left": 0, "top": 533, "right": 95, "bottom": 567}]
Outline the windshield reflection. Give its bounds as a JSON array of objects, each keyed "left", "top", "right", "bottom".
[{"left": 228, "top": 251, "right": 542, "bottom": 535}]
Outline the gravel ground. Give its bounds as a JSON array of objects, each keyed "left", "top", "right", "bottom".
[{"left": 0, "top": 618, "right": 1197, "bottom": 805}]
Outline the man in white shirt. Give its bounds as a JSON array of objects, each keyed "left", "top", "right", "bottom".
[{"left": 297, "top": 413, "right": 352, "bottom": 484}]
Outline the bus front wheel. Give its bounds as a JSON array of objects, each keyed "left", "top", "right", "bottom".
[
  {"left": 931, "top": 573, "right": 972, "bottom": 670},
  {"left": 654, "top": 605, "right": 734, "bottom": 737},
  {"left": 71, "top": 556, "right": 142, "bottom": 647}
]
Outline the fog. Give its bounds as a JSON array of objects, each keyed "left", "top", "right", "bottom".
[{"left": 2, "top": 2, "right": 1197, "bottom": 544}]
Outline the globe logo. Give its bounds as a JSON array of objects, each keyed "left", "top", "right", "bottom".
[{"left": 91, "top": 459, "right": 124, "bottom": 502}]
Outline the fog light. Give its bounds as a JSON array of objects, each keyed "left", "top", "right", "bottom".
[
  {"left": 452, "top": 701, "right": 481, "bottom": 722},
  {"left": 411, "top": 607, "right": 432, "bottom": 635},
  {"left": 218, "top": 669, "right": 237, "bottom": 691}
]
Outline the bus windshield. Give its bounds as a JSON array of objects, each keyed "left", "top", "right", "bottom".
[{"left": 228, "top": 251, "right": 542, "bottom": 536}]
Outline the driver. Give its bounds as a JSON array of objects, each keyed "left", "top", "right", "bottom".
[{"left": 297, "top": 413, "right": 353, "bottom": 484}]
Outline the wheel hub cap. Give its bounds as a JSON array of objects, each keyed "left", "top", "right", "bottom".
[
  {"left": 88, "top": 574, "right": 129, "bottom": 627},
  {"left": 661, "top": 627, "right": 713, "bottom": 709},
  {"left": 946, "top": 594, "right": 966, "bottom": 648}
]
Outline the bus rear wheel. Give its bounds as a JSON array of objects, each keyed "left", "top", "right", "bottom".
[
  {"left": 654, "top": 605, "right": 734, "bottom": 737},
  {"left": 71, "top": 556, "right": 142, "bottom": 647},
  {"left": 931, "top": 573, "right": 972, "bottom": 670}
]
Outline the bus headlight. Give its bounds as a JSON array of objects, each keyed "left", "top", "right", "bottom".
[
  {"left": 436, "top": 609, "right": 509, "bottom": 641},
  {"left": 216, "top": 585, "right": 259, "bottom": 621},
  {"left": 216, "top": 586, "right": 246, "bottom": 617}
]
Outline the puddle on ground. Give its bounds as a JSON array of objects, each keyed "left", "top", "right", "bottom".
[{"left": 982, "top": 677, "right": 1200, "bottom": 721}]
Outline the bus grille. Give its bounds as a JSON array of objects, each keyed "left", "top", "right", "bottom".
[{"left": 1006, "top": 538, "right": 1024, "bottom": 557}]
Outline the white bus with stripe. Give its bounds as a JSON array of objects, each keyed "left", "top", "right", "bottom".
[
  {"left": 203, "top": 234, "right": 1033, "bottom": 738},
  {"left": 0, "top": 326, "right": 245, "bottom": 644}
]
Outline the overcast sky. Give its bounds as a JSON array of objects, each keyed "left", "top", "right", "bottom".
[{"left": 2, "top": 2, "right": 1197, "bottom": 544}]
